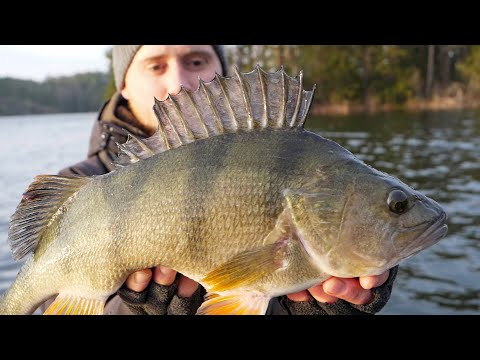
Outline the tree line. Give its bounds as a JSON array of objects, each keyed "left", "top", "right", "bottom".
[
  {"left": 2, "top": 45, "right": 480, "bottom": 116},
  {"left": 0, "top": 72, "right": 109, "bottom": 116},
  {"left": 225, "top": 45, "right": 480, "bottom": 112}
]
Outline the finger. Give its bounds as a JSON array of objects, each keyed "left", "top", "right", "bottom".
[
  {"left": 152, "top": 266, "right": 177, "bottom": 286},
  {"left": 125, "top": 268, "right": 152, "bottom": 292},
  {"left": 177, "top": 275, "right": 199, "bottom": 297},
  {"left": 307, "top": 283, "right": 338, "bottom": 304},
  {"left": 323, "top": 277, "right": 373, "bottom": 305},
  {"left": 359, "top": 270, "right": 390, "bottom": 289},
  {"left": 287, "top": 290, "right": 310, "bottom": 302}
]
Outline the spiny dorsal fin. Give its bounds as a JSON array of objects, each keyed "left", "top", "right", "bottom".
[
  {"left": 114, "top": 65, "right": 316, "bottom": 166},
  {"left": 8, "top": 175, "right": 90, "bottom": 260}
]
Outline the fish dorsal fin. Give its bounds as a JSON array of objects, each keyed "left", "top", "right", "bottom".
[
  {"left": 8, "top": 175, "right": 90, "bottom": 260},
  {"left": 114, "top": 65, "right": 316, "bottom": 166}
]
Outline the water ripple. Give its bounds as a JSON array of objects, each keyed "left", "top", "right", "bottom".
[{"left": 0, "top": 111, "right": 478, "bottom": 314}]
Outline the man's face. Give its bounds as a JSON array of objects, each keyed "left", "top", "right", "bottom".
[{"left": 121, "top": 45, "right": 223, "bottom": 135}]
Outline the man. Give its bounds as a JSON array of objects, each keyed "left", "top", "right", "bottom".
[{"left": 57, "top": 45, "right": 398, "bottom": 315}]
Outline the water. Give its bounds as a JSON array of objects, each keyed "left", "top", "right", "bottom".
[
  {"left": 0, "top": 113, "right": 94, "bottom": 297},
  {"left": 0, "top": 110, "right": 478, "bottom": 314},
  {"left": 306, "top": 110, "right": 480, "bottom": 314}
]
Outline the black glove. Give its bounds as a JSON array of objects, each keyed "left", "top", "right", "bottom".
[
  {"left": 118, "top": 266, "right": 398, "bottom": 315},
  {"left": 268, "top": 266, "right": 399, "bottom": 315},
  {"left": 117, "top": 278, "right": 206, "bottom": 315}
]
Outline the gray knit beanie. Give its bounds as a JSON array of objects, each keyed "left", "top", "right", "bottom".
[{"left": 112, "top": 45, "right": 228, "bottom": 91}]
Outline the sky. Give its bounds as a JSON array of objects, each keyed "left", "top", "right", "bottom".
[{"left": 0, "top": 45, "right": 112, "bottom": 81}]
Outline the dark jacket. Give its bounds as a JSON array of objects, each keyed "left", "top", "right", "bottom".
[{"left": 54, "top": 92, "right": 398, "bottom": 315}]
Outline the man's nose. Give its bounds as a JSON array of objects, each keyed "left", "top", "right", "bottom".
[{"left": 164, "top": 66, "right": 199, "bottom": 96}]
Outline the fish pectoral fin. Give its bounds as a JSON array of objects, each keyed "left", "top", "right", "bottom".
[
  {"left": 201, "top": 240, "right": 290, "bottom": 293},
  {"left": 201, "top": 207, "right": 300, "bottom": 293},
  {"left": 44, "top": 294, "right": 105, "bottom": 315},
  {"left": 197, "top": 292, "right": 271, "bottom": 315}
]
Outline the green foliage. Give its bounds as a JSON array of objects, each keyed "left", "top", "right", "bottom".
[
  {"left": 369, "top": 46, "right": 417, "bottom": 104},
  {"left": 300, "top": 46, "right": 364, "bottom": 103},
  {"left": 103, "top": 47, "right": 116, "bottom": 101},
  {"left": 457, "top": 45, "right": 480, "bottom": 97},
  {"left": 0, "top": 72, "right": 109, "bottom": 115},
  {"left": 229, "top": 45, "right": 478, "bottom": 107}
]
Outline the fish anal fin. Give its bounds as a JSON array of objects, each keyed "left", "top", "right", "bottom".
[
  {"left": 44, "top": 294, "right": 105, "bottom": 315},
  {"left": 197, "top": 292, "right": 270, "bottom": 315}
]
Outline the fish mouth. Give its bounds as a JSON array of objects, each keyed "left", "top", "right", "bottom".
[{"left": 402, "top": 211, "right": 448, "bottom": 257}]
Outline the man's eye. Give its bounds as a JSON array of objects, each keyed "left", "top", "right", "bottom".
[
  {"left": 192, "top": 59, "right": 205, "bottom": 66},
  {"left": 148, "top": 64, "right": 165, "bottom": 72},
  {"left": 189, "top": 57, "right": 208, "bottom": 68}
]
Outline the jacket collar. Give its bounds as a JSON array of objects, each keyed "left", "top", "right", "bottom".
[{"left": 87, "top": 92, "right": 149, "bottom": 158}]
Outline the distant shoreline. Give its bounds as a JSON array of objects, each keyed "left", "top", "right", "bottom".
[
  {"left": 3, "top": 99, "right": 480, "bottom": 118},
  {"left": 311, "top": 97, "right": 480, "bottom": 116},
  {"left": 0, "top": 111, "right": 98, "bottom": 118}
]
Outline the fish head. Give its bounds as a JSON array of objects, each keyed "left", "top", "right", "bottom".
[{"left": 286, "top": 160, "right": 448, "bottom": 278}]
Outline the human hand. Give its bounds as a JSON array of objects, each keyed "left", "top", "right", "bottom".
[
  {"left": 117, "top": 266, "right": 204, "bottom": 315},
  {"left": 125, "top": 266, "right": 199, "bottom": 297},
  {"left": 287, "top": 270, "right": 390, "bottom": 305}
]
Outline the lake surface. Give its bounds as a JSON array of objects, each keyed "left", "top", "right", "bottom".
[{"left": 0, "top": 110, "right": 478, "bottom": 314}]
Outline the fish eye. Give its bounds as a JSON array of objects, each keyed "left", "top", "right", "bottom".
[{"left": 388, "top": 190, "right": 409, "bottom": 214}]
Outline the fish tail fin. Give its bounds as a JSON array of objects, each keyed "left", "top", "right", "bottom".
[{"left": 8, "top": 175, "right": 91, "bottom": 261}]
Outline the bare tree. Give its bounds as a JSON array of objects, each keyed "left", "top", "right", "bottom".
[{"left": 426, "top": 45, "right": 435, "bottom": 99}]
